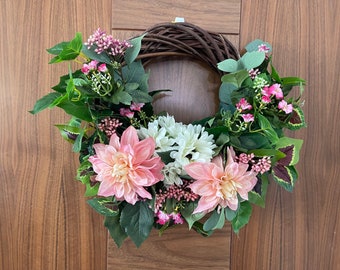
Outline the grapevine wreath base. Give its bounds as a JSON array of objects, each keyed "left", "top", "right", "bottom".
[{"left": 31, "top": 22, "right": 306, "bottom": 247}]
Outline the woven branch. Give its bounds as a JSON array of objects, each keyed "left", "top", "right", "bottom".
[{"left": 137, "top": 22, "right": 240, "bottom": 75}]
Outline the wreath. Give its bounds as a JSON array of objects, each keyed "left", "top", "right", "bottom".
[{"left": 31, "top": 22, "right": 306, "bottom": 247}]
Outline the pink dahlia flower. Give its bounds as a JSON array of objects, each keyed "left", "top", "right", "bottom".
[
  {"left": 185, "top": 147, "right": 258, "bottom": 213},
  {"left": 89, "top": 126, "right": 164, "bottom": 204}
]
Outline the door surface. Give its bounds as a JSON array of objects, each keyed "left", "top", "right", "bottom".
[{"left": 1, "top": 0, "right": 339, "bottom": 269}]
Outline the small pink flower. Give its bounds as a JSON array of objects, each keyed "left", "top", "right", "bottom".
[
  {"left": 88, "top": 60, "right": 98, "bottom": 70},
  {"left": 170, "top": 212, "right": 184, "bottom": 224},
  {"left": 88, "top": 126, "right": 164, "bottom": 205},
  {"left": 130, "top": 102, "right": 144, "bottom": 112},
  {"left": 241, "top": 113, "right": 254, "bottom": 123},
  {"left": 278, "top": 100, "right": 293, "bottom": 114},
  {"left": 119, "top": 108, "right": 134, "bottom": 118},
  {"left": 258, "top": 44, "right": 270, "bottom": 53},
  {"left": 156, "top": 211, "right": 170, "bottom": 225},
  {"left": 185, "top": 147, "right": 257, "bottom": 213},
  {"left": 81, "top": 64, "right": 90, "bottom": 75},
  {"left": 236, "top": 98, "right": 252, "bottom": 111},
  {"left": 270, "top": 83, "right": 283, "bottom": 99},
  {"left": 261, "top": 95, "right": 271, "bottom": 104},
  {"left": 97, "top": 63, "right": 108, "bottom": 73},
  {"left": 261, "top": 86, "right": 272, "bottom": 97}
]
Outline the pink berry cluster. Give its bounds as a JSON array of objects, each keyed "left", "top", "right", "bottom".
[
  {"left": 85, "top": 28, "right": 132, "bottom": 56},
  {"left": 97, "top": 117, "right": 122, "bottom": 137},
  {"left": 154, "top": 180, "right": 199, "bottom": 213},
  {"left": 237, "top": 153, "right": 271, "bottom": 174}
]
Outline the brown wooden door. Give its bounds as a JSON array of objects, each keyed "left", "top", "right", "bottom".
[{"left": 1, "top": 0, "right": 340, "bottom": 269}]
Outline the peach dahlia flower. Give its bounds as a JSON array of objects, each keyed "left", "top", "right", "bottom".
[
  {"left": 184, "top": 147, "right": 257, "bottom": 214},
  {"left": 89, "top": 126, "right": 164, "bottom": 205}
]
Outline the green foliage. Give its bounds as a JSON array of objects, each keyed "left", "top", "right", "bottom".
[
  {"left": 231, "top": 201, "right": 252, "bottom": 233},
  {"left": 120, "top": 201, "right": 154, "bottom": 247}
]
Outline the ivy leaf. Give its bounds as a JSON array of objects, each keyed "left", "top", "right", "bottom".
[
  {"left": 49, "top": 32, "right": 83, "bottom": 63},
  {"left": 120, "top": 201, "right": 154, "bottom": 247},
  {"left": 87, "top": 197, "right": 119, "bottom": 217},
  {"left": 29, "top": 92, "right": 62, "bottom": 114},
  {"left": 57, "top": 100, "right": 92, "bottom": 121},
  {"left": 203, "top": 210, "right": 225, "bottom": 231},
  {"left": 104, "top": 215, "right": 128, "bottom": 248},
  {"left": 231, "top": 201, "right": 252, "bottom": 233}
]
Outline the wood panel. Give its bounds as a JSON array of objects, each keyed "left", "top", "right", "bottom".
[
  {"left": 112, "top": 0, "right": 241, "bottom": 33},
  {"left": 0, "top": 0, "right": 111, "bottom": 269},
  {"left": 232, "top": 0, "right": 340, "bottom": 269}
]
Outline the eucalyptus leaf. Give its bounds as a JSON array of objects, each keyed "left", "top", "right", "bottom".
[
  {"left": 240, "top": 51, "right": 266, "bottom": 70},
  {"left": 217, "top": 59, "right": 239, "bottom": 73},
  {"left": 203, "top": 210, "right": 225, "bottom": 231},
  {"left": 245, "top": 39, "right": 272, "bottom": 53}
]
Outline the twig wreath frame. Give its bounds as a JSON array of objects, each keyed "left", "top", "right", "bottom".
[{"left": 31, "top": 22, "right": 306, "bottom": 247}]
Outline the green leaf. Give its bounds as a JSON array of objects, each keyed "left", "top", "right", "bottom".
[
  {"left": 203, "top": 210, "right": 225, "bottom": 231},
  {"left": 55, "top": 124, "right": 82, "bottom": 143},
  {"left": 125, "top": 34, "right": 145, "bottom": 65},
  {"left": 120, "top": 201, "right": 154, "bottom": 247},
  {"left": 221, "top": 70, "right": 249, "bottom": 87},
  {"left": 275, "top": 137, "right": 303, "bottom": 166},
  {"left": 81, "top": 45, "right": 112, "bottom": 64},
  {"left": 272, "top": 165, "right": 298, "bottom": 192},
  {"left": 248, "top": 148, "right": 285, "bottom": 160},
  {"left": 219, "top": 82, "right": 238, "bottom": 105},
  {"left": 256, "top": 113, "right": 279, "bottom": 144},
  {"left": 87, "top": 197, "right": 119, "bottom": 217},
  {"left": 225, "top": 207, "right": 237, "bottom": 221},
  {"left": 129, "top": 89, "right": 153, "bottom": 103},
  {"left": 76, "top": 159, "right": 99, "bottom": 197},
  {"left": 49, "top": 32, "right": 83, "bottom": 63},
  {"left": 287, "top": 107, "right": 306, "bottom": 130},
  {"left": 29, "top": 92, "right": 62, "bottom": 114},
  {"left": 217, "top": 59, "right": 239, "bottom": 73},
  {"left": 240, "top": 51, "right": 266, "bottom": 70},
  {"left": 281, "top": 76, "right": 306, "bottom": 87},
  {"left": 181, "top": 202, "right": 206, "bottom": 229},
  {"left": 57, "top": 100, "right": 92, "bottom": 121},
  {"left": 47, "top": 41, "right": 69, "bottom": 55},
  {"left": 231, "top": 201, "right": 252, "bottom": 233},
  {"left": 270, "top": 63, "right": 281, "bottom": 82},
  {"left": 245, "top": 39, "right": 272, "bottom": 53},
  {"left": 248, "top": 174, "right": 269, "bottom": 208},
  {"left": 104, "top": 215, "right": 128, "bottom": 248},
  {"left": 110, "top": 89, "right": 133, "bottom": 105}
]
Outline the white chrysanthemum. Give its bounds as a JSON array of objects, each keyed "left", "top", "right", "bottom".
[
  {"left": 137, "top": 114, "right": 216, "bottom": 185},
  {"left": 138, "top": 121, "right": 175, "bottom": 151},
  {"left": 162, "top": 162, "right": 183, "bottom": 186},
  {"left": 170, "top": 124, "right": 215, "bottom": 168}
]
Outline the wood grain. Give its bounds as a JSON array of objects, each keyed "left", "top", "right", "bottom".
[
  {"left": 232, "top": 0, "right": 340, "bottom": 269},
  {"left": 112, "top": 0, "right": 241, "bottom": 34},
  {"left": 108, "top": 226, "right": 231, "bottom": 270},
  {"left": 0, "top": 0, "right": 111, "bottom": 269}
]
